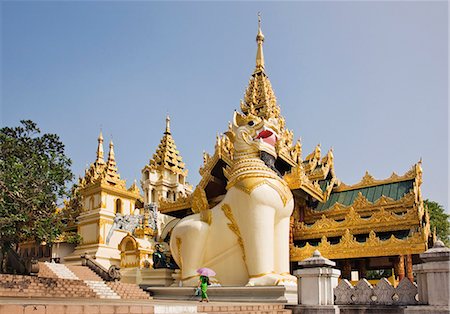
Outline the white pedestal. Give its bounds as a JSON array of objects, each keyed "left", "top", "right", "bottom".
[{"left": 294, "top": 250, "right": 341, "bottom": 306}]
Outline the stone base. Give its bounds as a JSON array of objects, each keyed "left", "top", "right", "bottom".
[
  {"left": 404, "top": 305, "right": 450, "bottom": 314},
  {"left": 337, "top": 305, "right": 406, "bottom": 314},
  {"left": 287, "top": 305, "right": 340, "bottom": 314},
  {"left": 121, "top": 267, "right": 174, "bottom": 286},
  {"left": 146, "top": 286, "right": 292, "bottom": 304}
]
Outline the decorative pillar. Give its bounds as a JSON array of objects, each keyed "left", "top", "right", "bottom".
[
  {"left": 405, "top": 254, "right": 413, "bottom": 282},
  {"left": 294, "top": 250, "right": 341, "bottom": 306},
  {"left": 395, "top": 255, "right": 405, "bottom": 281},
  {"left": 342, "top": 259, "right": 352, "bottom": 280},
  {"left": 414, "top": 240, "right": 450, "bottom": 306}
]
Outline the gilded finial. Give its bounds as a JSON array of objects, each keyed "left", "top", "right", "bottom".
[
  {"left": 108, "top": 140, "right": 115, "bottom": 163},
  {"left": 255, "top": 12, "right": 265, "bottom": 71},
  {"left": 96, "top": 131, "right": 105, "bottom": 164},
  {"left": 165, "top": 115, "right": 171, "bottom": 134}
]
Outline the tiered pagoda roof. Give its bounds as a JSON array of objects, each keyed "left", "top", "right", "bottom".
[
  {"left": 147, "top": 116, "right": 187, "bottom": 176},
  {"left": 79, "top": 132, "right": 139, "bottom": 197}
]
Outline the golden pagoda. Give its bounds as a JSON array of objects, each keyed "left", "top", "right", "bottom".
[
  {"left": 160, "top": 15, "right": 432, "bottom": 284},
  {"left": 141, "top": 115, "right": 193, "bottom": 217},
  {"left": 64, "top": 132, "right": 141, "bottom": 268}
]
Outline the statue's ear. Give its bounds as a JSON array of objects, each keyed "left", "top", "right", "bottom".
[
  {"left": 232, "top": 111, "right": 240, "bottom": 128},
  {"left": 234, "top": 111, "right": 247, "bottom": 127}
]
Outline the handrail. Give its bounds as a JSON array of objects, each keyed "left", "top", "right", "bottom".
[
  {"left": 1, "top": 247, "right": 39, "bottom": 275},
  {"left": 81, "top": 254, "right": 121, "bottom": 281}
]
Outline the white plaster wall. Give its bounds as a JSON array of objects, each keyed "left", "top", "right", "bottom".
[{"left": 80, "top": 224, "right": 98, "bottom": 244}]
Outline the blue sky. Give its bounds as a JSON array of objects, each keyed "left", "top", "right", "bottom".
[{"left": 1, "top": 1, "right": 448, "bottom": 210}]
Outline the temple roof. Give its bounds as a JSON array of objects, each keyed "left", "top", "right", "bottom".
[
  {"left": 79, "top": 132, "right": 128, "bottom": 190},
  {"left": 148, "top": 115, "right": 187, "bottom": 176},
  {"left": 312, "top": 162, "right": 422, "bottom": 212},
  {"left": 315, "top": 180, "right": 414, "bottom": 211}
]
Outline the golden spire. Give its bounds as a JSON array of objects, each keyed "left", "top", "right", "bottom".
[
  {"left": 80, "top": 134, "right": 125, "bottom": 188},
  {"left": 149, "top": 116, "right": 187, "bottom": 175},
  {"left": 107, "top": 140, "right": 116, "bottom": 168},
  {"left": 255, "top": 12, "right": 265, "bottom": 72},
  {"left": 165, "top": 115, "right": 171, "bottom": 134},
  {"left": 104, "top": 139, "right": 122, "bottom": 184},
  {"left": 240, "top": 13, "right": 282, "bottom": 122},
  {"left": 96, "top": 131, "right": 105, "bottom": 164}
]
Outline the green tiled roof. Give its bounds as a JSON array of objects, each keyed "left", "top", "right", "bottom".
[{"left": 314, "top": 179, "right": 414, "bottom": 211}]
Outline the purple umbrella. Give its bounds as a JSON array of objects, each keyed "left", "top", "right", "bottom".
[{"left": 197, "top": 267, "right": 216, "bottom": 277}]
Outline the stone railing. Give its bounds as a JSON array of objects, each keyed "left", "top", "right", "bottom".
[
  {"left": 335, "top": 277, "right": 418, "bottom": 305},
  {"left": 81, "top": 254, "right": 121, "bottom": 281}
]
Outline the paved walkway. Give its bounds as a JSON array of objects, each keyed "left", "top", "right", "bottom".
[{"left": 0, "top": 297, "right": 290, "bottom": 314}]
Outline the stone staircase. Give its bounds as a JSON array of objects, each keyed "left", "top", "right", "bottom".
[
  {"left": 0, "top": 274, "right": 97, "bottom": 298},
  {"left": 66, "top": 265, "right": 103, "bottom": 281},
  {"left": 107, "top": 281, "right": 153, "bottom": 300},
  {"left": 43, "top": 262, "right": 78, "bottom": 280},
  {"left": 84, "top": 280, "right": 120, "bottom": 299},
  {"left": 30, "top": 261, "right": 151, "bottom": 300}
]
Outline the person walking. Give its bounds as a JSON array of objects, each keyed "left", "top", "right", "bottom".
[
  {"left": 198, "top": 275, "right": 210, "bottom": 302},
  {"left": 196, "top": 267, "right": 215, "bottom": 303}
]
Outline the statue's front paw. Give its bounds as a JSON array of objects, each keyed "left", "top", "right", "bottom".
[
  {"left": 246, "top": 273, "right": 283, "bottom": 286},
  {"left": 276, "top": 273, "right": 297, "bottom": 286}
]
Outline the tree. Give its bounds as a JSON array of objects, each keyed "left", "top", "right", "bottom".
[
  {"left": 424, "top": 199, "right": 450, "bottom": 246},
  {"left": 0, "top": 120, "right": 73, "bottom": 271}
]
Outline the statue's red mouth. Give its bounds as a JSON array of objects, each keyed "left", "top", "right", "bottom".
[{"left": 255, "top": 129, "right": 277, "bottom": 147}]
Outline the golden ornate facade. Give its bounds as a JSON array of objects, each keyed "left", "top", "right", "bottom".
[
  {"left": 141, "top": 116, "right": 193, "bottom": 216},
  {"left": 56, "top": 17, "right": 431, "bottom": 284},
  {"left": 64, "top": 132, "right": 141, "bottom": 268},
  {"left": 157, "top": 16, "right": 431, "bottom": 283}
]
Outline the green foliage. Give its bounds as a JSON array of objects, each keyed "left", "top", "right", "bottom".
[
  {"left": 366, "top": 269, "right": 393, "bottom": 280},
  {"left": 60, "top": 232, "right": 83, "bottom": 245},
  {"left": 0, "top": 120, "right": 73, "bottom": 254},
  {"left": 424, "top": 199, "right": 450, "bottom": 246},
  {"left": 61, "top": 184, "right": 82, "bottom": 230}
]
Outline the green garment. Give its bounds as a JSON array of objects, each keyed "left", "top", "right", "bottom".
[{"left": 200, "top": 275, "right": 209, "bottom": 299}]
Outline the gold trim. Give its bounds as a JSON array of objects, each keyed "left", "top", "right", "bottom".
[
  {"left": 303, "top": 190, "right": 416, "bottom": 222},
  {"left": 233, "top": 178, "right": 292, "bottom": 207},
  {"left": 221, "top": 204, "right": 247, "bottom": 267},
  {"left": 334, "top": 164, "right": 419, "bottom": 192},
  {"left": 294, "top": 206, "right": 419, "bottom": 240},
  {"left": 176, "top": 237, "right": 183, "bottom": 277},
  {"left": 290, "top": 229, "right": 427, "bottom": 262},
  {"left": 249, "top": 271, "right": 275, "bottom": 278},
  {"left": 284, "top": 166, "right": 325, "bottom": 202}
]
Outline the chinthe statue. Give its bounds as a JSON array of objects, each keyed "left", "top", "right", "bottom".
[{"left": 170, "top": 111, "right": 296, "bottom": 287}]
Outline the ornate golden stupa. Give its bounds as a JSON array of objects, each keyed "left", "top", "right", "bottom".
[{"left": 159, "top": 15, "right": 431, "bottom": 284}]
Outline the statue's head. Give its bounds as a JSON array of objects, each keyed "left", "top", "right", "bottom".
[{"left": 225, "top": 111, "right": 280, "bottom": 158}]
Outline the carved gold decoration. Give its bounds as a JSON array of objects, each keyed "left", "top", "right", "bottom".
[
  {"left": 284, "top": 165, "right": 325, "bottom": 202},
  {"left": 290, "top": 229, "right": 427, "bottom": 261},
  {"left": 176, "top": 237, "right": 183, "bottom": 276},
  {"left": 294, "top": 206, "right": 419, "bottom": 240},
  {"left": 146, "top": 115, "right": 188, "bottom": 176},
  {"left": 303, "top": 190, "right": 416, "bottom": 222},
  {"left": 191, "top": 186, "right": 209, "bottom": 214},
  {"left": 221, "top": 204, "right": 247, "bottom": 265},
  {"left": 159, "top": 194, "right": 191, "bottom": 213},
  {"left": 334, "top": 163, "right": 420, "bottom": 192}
]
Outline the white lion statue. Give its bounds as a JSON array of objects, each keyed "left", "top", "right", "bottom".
[{"left": 169, "top": 111, "right": 295, "bottom": 287}]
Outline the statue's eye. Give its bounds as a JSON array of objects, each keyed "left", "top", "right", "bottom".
[{"left": 248, "top": 121, "right": 255, "bottom": 126}]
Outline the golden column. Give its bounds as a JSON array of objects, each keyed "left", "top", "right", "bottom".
[{"left": 405, "top": 254, "right": 414, "bottom": 282}]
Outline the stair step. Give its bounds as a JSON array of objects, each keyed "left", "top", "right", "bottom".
[
  {"left": 44, "top": 262, "right": 79, "bottom": 280},
  {"left": 84, "top": 280, "right": 121, "bottom": 299}
]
